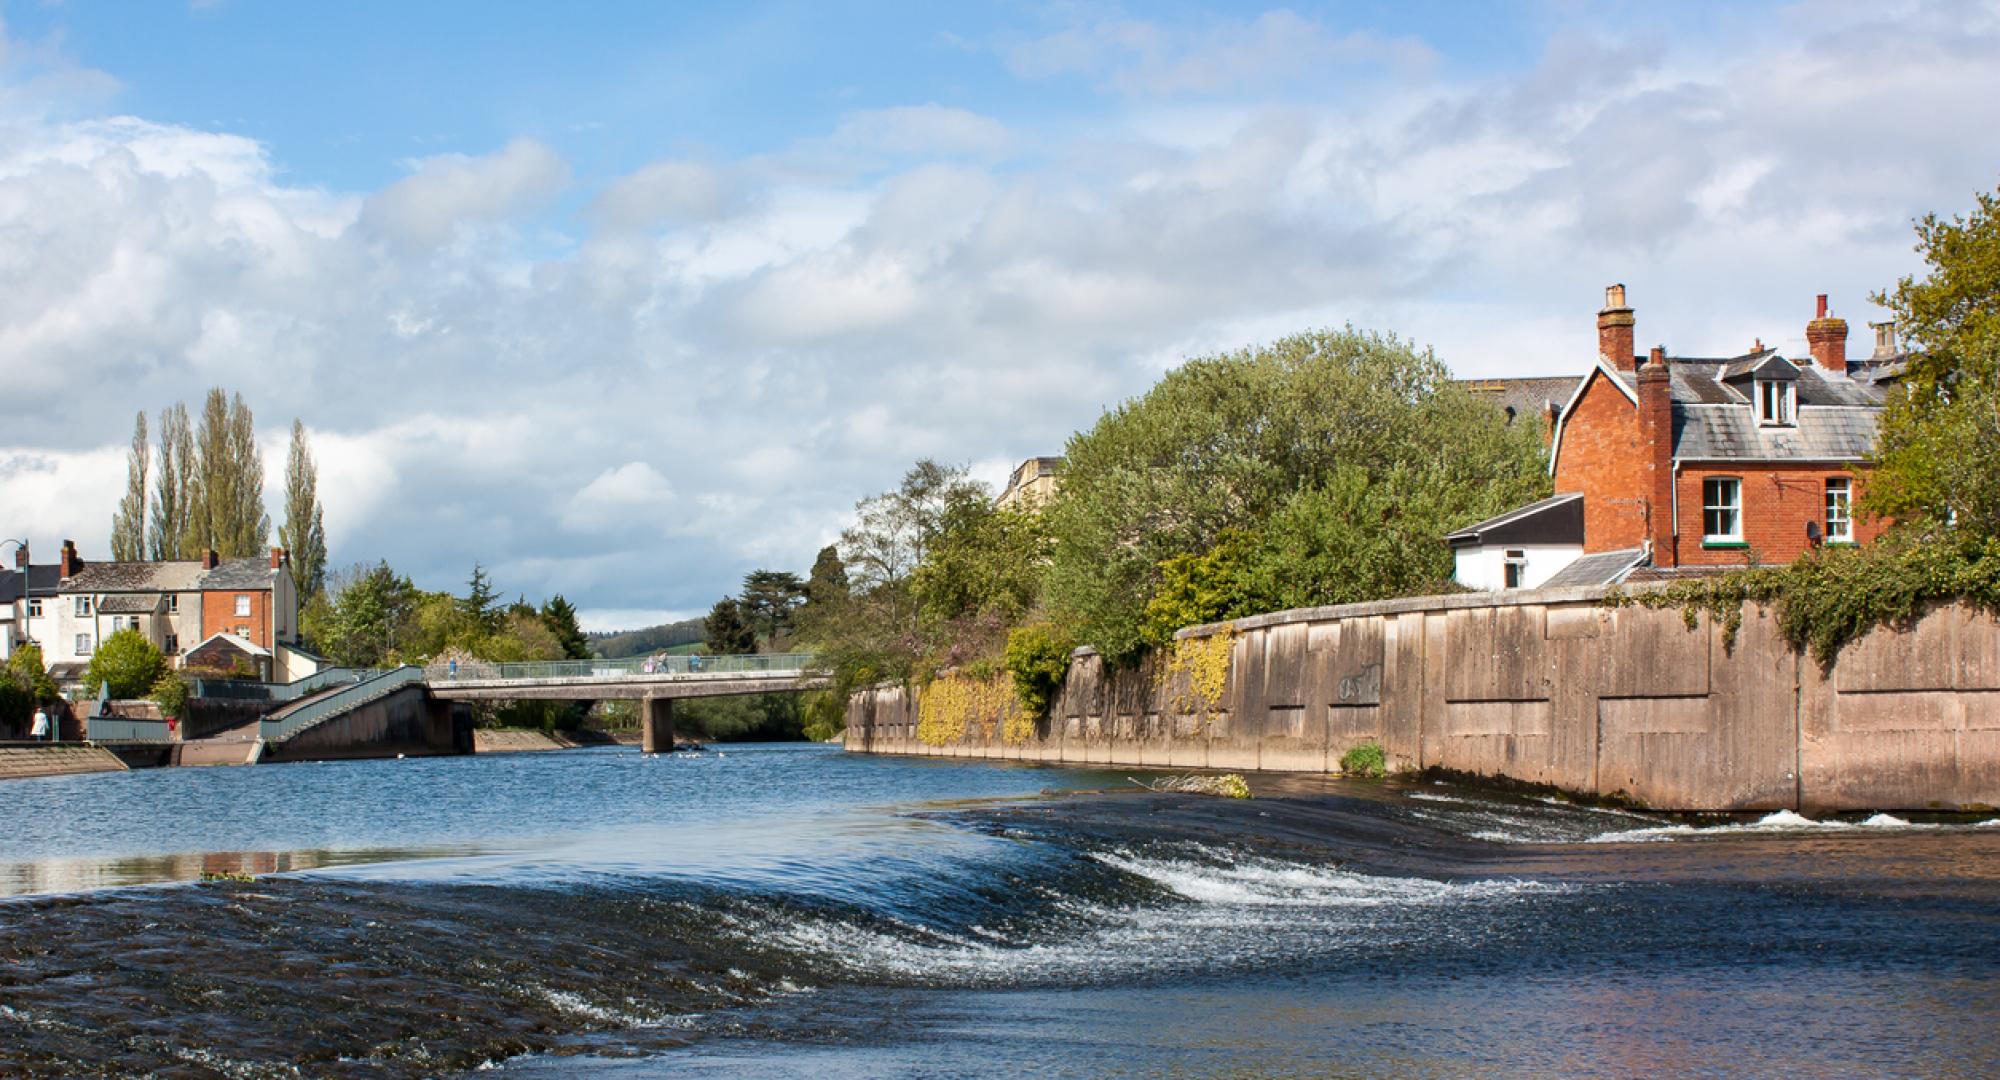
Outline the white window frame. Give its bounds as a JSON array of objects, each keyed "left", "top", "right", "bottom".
[
  {"left": 1756, "top": 380, "right": 1795, "bottom": 425},
  {"left": 235, "top": 625, "right": 250, "bottom": 639},
  {"left": 1502, "top": 549, "right": 1528, "bottom": 590},
  {"left": 75, "top": 633, "right": 92, "bottom": 656},
  {"left": 1825, "top": 478, "right": 1853, "bottom": 542},
  {"left": 1703, "top": 478, "right": 1743, "bottom": 543},
  {"left": 235, "top": 594, "right": 252, "bottom": 617},
  {"left": 74, "top": 595, "right": 92, "bottom": 617},
  {"left": 27, "top": 599, "right": 41, "bottom": 618}
]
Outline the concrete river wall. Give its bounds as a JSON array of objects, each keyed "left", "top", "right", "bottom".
[{"left": 842, "top": 587, "right": 2000, "bottom": 811}]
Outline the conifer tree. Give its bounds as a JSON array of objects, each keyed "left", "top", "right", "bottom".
[
  {"left": 186, "top": 389, "right": 269, "bottom": 558},
  {"left": 279, "top": 419, "right": 329, "bottom": 600},
  {"left": 110, "top": 411, "right": 148, "bottom": 561}
]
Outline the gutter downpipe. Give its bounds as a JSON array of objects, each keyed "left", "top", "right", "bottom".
[{"left": 1671, "top": 459, "right": 1682, "bottom": 565}]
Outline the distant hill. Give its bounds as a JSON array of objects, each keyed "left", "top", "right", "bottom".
[{"left": 590, "top": 618, "right": 706, "bottom": 658}]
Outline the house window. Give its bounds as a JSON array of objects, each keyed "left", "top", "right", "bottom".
[
  {"left": 75, "top": 633, "right": 92, "bottom": 656},
  {"left": 167, "top": 594, "right": 178, "bottom": 613},
  {"left": 1503, "top": 549, "right": 1528, "bottom": 589},
  {"left": 165, "top": 633, "right": 179, "bottom": 655},
  {"left": 235, "top": 594, "right": 251, "bottom": 617},
  {"left": 1703, "top": 478, "right": 1743, "bottom": 542},
  {"left": 27, "top": 599, "right": 41, "bottom": 618},
  {"left": 1826, "top": 478, "right": 1853, "bottom": 542},
  {"left": 74, "top": 596, "right": 92, "bottom": 617},
  {"left": 1756, "top": 380, "right": 1795, "bottom": 425},
  {"left": 235, "top": 625, "right": 250, "bottom": 638}
]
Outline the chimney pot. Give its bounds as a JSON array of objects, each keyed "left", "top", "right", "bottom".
[
  {"left": 1806, "top": 293, "right": 1850, "bottom": 373},
  {"left": 1597, "top": 283, "right": 1637, "bottom": 372},
  {"left": 1871, "top": 320, "right": 1898, "bottom": 359}
]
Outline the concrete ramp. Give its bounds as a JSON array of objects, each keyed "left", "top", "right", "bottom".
[
  {"left": 0, "top": 744, "right": 129, "bottom": 780},
  {"left": 174, "top": 722, "right": 264, "bottom": 767}
]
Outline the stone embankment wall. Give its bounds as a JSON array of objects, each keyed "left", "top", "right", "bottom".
[
  {"left": 261, "top": 686, "right": 463, "bottom": 763},
  {"left": 843, "top": 587, "right": 2000, "bottom": 812},
  {"left": 0, "top": 744, "right": 128, "bottom": 781}
]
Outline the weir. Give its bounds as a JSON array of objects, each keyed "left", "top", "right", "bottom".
[{"left": 843, "top": 587, "right": 2000, "bottom": 812}]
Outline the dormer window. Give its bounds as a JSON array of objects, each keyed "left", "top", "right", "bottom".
[{"left": 1757, "top": 379, "right": 1795, "bottom": 425}]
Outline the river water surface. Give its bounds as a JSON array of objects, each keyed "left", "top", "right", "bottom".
[{"left": 2, "top": 743, "right": 1997, "bottom": 1077}]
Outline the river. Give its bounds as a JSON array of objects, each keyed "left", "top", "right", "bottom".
[{"left": 2, "top": 743, "right": 1997, "bottom": 1077}]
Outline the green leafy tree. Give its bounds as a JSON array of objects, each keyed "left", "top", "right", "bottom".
[
  {"left": 186, "top": 389, "right": 270, "bottom": 558},
  {"left": 739, "top": 569, "right": 807, "bottom": 646},
  {"left": 912, "top": 501, "right": 1049, "bottom": 629},
  {"left": 1868, "top": 185, "right": 2000, "bottom": 534},
  {"left": 540, "top": 595, "right": 592, "bottom": 659},
  {"left": 1043, "top": 326, "right": 1549, "bottom": 663},
  {"left": 805, "top": 544, "right": 848, "bottom": 605},
  {"left": 305, "top": 561, "right": 419, "bottom": 667},
  {"left": 150, "top": 672, "right": 190, "bottom": 721},
  {"left": 279, "top": 419, "right": 329, "bottom": 601},
  {"left": 86, "top": 629, "right": 168, "bottom": 699},
  {"left": 6, "top": 643, "right": 58, "bottom": 703},
  {"left": 0, "top": 667, "right": 32, "bottom": 736},
  {"left": 149, "top": 403, "right": 194, "bottom": 560},
  {"left": 704, "top": 598, "right": 757, "bottom": 654},
  {"left": 110, "top": 411, "right": 148, "bottom": 561}
]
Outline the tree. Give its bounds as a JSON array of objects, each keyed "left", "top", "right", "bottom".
[
  {"left": 540, "top": 595, "right": 592, "bottom": 660},
  {"left": 806, "top": 545, "right": 848, "bottom": 606},
  {"left": 1867, "top": 185, "right": 2000, "bottom": 535},
  {"left": 279, "top": 419, "right": 329, "bottom": 601},
  {"left": 86, "top": 629, "right": 167, "bottom": 699},
  {"left": 739, "top": 569, "right": 807, "bottom": 645},
  {"left": 149, "top": 403, "right": 194, "bottom": 560},
  {"left": 704, "top": 598, "right": 757, "bottom": 654},
  {"left": 1042, "top": 327, "right": 1550, "bottom": 663},
  {"left": 458, "top": 564, "right": 502, "bottom": 635},
  {"left": 111, "top": 411, "right": 148, "bottom": 561},
  {"left": 6, "top": 643, "right": 58, "bottom": 704},
  {"left": 304, "top": 561, "right": 418, "bottom": 667},
  {"left": 186, "top": 389, "right": 270, "bottom": 558}
]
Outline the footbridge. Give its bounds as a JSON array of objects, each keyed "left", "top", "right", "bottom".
[{"left": 424, "top": 653, "right": 825, "bottom": 752}]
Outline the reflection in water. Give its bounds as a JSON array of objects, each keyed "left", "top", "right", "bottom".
[{"left": 0, "top": 843, "right": 518, "bottom": 897}]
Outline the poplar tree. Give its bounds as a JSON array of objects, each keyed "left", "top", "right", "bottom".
[
  {"left": 110, "top": 411, "right": 148, "bottom": 561},
  {"left": 149, "top": 403, "right": 194, "bottom": 560},
  {"left": 186, "top": 388, "right": 269, "bottom": 558},
  {"left": 279, "top": 419, "right": 329, "bottom": 600}
]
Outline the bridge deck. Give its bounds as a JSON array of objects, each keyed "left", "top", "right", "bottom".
[{"left": 427, "top": 670, "right": 827, "bottom": 701}]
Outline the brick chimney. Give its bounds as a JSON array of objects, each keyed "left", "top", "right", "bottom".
[
  {"left": 269, "top": 547, "right": 286, "bottom": 570},
  {"left": 1807, "top": 293, "right": 1849, "bottom": 373},
  {"left": 202, "top": 549, "right": 220, "bottom": 571},
  {"left": 1598, "top": 284, "right": 1636, "bottom": 372},
  {"left": 11, "top": 541, "right": 25, "bottom": 570},
  {"left": 1637, "top": 346, "right": 1677, "bottom": 567},
  {"left": 59, "top": 539, "right": 80, "bottom": 580}
]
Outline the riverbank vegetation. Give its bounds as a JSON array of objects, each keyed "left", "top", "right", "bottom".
[{"left": 774, "top": 327, "right": 1547, "bottom": 740}]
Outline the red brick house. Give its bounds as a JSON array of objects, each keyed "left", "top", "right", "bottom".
[{"left": 1451, "top": 285, "right": 1899, "bottom": 589}]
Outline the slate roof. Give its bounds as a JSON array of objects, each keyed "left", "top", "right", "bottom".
[
  {"left": 1666, "top": 356, "right": 1884, "bottom": 408},
  {"left": 199, "top": 558, "right": 278, "bottom": 591},
  {"left": 62, "top": 560, "right": 206, "bottom": 594},
  {"left": 0, "top": 569, "right": 20, "bottom": 605},
  {"left": 1541, "top": 548, "right": 1648, "bottom": 588},
  {"left": 189, "top": 631, "right": 271, "bottom": 658},
  {"left": 1461, "top": 376, "right": 1579, "bottom": 424},
  {"left": 96, "top": 593, "right": 163, "bottom": 615},
  {"left": 1672, "top": 404, "right": 1879, "bottom": 461},
  {"left": 1622, "top": 564, "right": 1742, "bottom": 584},
  {"left": 1445, "top": 493, "right": 1584, "bottom": 546},
  {"left": 24, "top": 565, "right": 61, "bottom": 596}
]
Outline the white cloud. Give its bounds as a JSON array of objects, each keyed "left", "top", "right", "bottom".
[
  {"left": 2, "top": 5, "right": 1997, "bottom": 629},
  {"left": 358, "top": 137, "right": 569, "bottom": 249}
]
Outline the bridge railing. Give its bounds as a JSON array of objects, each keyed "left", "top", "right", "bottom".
[
  {"left": 188, "top": 666, "right": 369, "bottom": 703},
  {"left": 87, "top": 716, "right": 174, "bottom": 743},
  {"left": 424, "top": 653, "right": 817, "bottom": 683},
  {"left": 260, "top": 666, "right": 424, "bottom": 743}
]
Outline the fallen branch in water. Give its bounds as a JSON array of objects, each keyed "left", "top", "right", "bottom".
[{"left": 1129, "top": 773, "right": 1252, "bottom": 799}]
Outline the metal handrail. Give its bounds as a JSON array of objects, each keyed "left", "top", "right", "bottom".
[
  {"left": 424, "top": 653, "right": 817, "bottom": 683},
  {"left": 260, "top": 666, "right": 423, "bottom": 743},
  {"left": 188, "top": 666, "right": 368, "bottom": 702}
]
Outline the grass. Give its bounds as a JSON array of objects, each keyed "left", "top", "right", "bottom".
[{"left": 1338, "top": 741, "right": 1386, "bottom": 778}]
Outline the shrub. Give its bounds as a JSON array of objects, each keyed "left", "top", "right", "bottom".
[
  {"left": 1339, "top": 742, "right": 1387, "bottom": 778},
  {"left": 1004, "top": 621, "right": 1075, "bottom": 717},
  {"left": 85, "top": 629, "right": 167, "bottom": 699},
  {"left": 150, "top": 673, "right": 190, "bottom": 720}
]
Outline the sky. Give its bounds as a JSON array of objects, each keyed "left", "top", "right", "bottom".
[{"left": 0, "top": 1, "right": 1996, "bottom": 630}]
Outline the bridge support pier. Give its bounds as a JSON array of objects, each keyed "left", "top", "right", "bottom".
[{"left": 641, "top": 695, "right": 675, "bottom": 754}]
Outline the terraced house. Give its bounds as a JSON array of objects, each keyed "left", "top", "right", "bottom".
[
  {"left": 1450, "top": 286, "right": 1900, "bottom": 590},
  {"left": 41, "top": 541, "right": 307, "bottom": 686}
]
